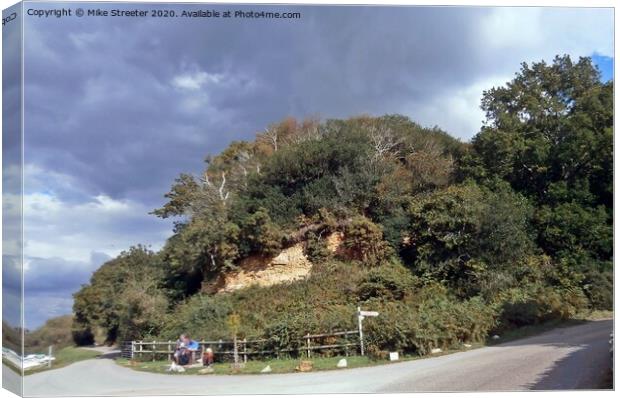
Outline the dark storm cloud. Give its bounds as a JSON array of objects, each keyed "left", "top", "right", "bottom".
[
  {"left": 23, "top": 4, "right": 496, "bottom": 203},
  {"left": 25, "top": 253, "right": 109, "bottom": 294},
  {"left": 20, "top": 4, "right": 617, "bottom": 203},
  {"left": 23, "top": 251, "right": 111, "bottom": 328},
  {"left": 18, "top": 3, "right": 613, "bottom": 328}
]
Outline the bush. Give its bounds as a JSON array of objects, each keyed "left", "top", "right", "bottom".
[
  {"left": 242, "top": 207, "right": 284, "bottom": 256},
  {"left": 363, "top": 301, "right": 415, "bottom": 354},
  {"left": 357, "top": 262, "right": 417, "bottom": 301},
  {"left": 116, "top": 276, "right": 169, "bottom": 342},
  {"left": 263, "top": 313, "right": 318, "bottom": 354},
  {"left": 581, "top": 264, "right": 613, "bottom": 310},
  {"left": 496, "top": 285, "right": 588, "bottom": 330},
  {"left": 304, "top": 230, "right": 332, "bottom": 263},
  {"left": 364, "top": 286, "right": 496, "bottom": 356},
  {"left": 341, "top": 216, "right": 392, "bottom": 266}
]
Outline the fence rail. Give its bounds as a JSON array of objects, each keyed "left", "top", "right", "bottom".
[{"left": 129, "top": 330, "right": 360, "bottom": 362}]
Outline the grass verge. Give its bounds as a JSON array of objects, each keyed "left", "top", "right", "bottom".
[
  {"left": 117, "top": 355, "right": 391, "bottom": 375},
  {"left": 24, "top": 346, "right": 100, "bottom": 375}
]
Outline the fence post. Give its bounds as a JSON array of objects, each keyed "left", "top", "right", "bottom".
[
  {"left": 48, "top": 345, "right": 52, "bottom": 368},
  {"left": 243, "top": 338, "right": 247, "bottom": 363},
  {"left": 168, "top": 340, "right": 172, "bottom": 361},
  {"left": 131, "top": 341, "right": 134, "bottom": 360},
  {"left": 152, "top": 340, "right": 156, "bottom": 362},
  {"left": 306, "top": 334, "right": 311, "bottom": 358}
]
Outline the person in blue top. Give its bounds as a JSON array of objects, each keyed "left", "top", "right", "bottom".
[
  {"left": 173, "top": 334, "right": 200, "bottom": 365},
  {"left": 186, "top": 336, "right": 199, "bottom": 351}
]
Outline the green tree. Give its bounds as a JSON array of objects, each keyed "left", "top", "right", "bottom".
[
  {"left": 72, "top": 246, "right": 165, "bottom": 343},
  {"left": 240, "top": 207, "right": 284, "bottom": 257},
  {"left": 469, "top": 55, "right": 612, "bottom": 206},
  {"left": 406, "top": 183, "right": 533, "bottom": 297},
  {"left": 457, "top": 55, "right": 612, "bottom": 304}
]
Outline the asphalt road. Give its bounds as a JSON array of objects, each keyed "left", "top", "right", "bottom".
[{"left": 21, "top": 319, "right": 613, "bottom": 396}]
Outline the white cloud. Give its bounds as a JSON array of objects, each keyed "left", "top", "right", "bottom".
[
  {"left": 172, "top": 70, "right": 224, "bottom": 91},
  {"left": 479, "top": 8, "right": 613, "bottom": 59},
  {"left": 403, "top": 75, "right": 510, "bottom": 139},
  {"left": 17, "top": 166, "right": 173, "bottom": 328},
  {"left": 406, "top": 8, "right": 614, "bottom": 139},
  {"left": 22, "top": 166, "right": 171, "bottom": 263},
  {"left": 170, "top": 65, "right": 259, "bottom": 122},
  {"left": 480, "top": 8, "right": 544, "bottom": 51}
]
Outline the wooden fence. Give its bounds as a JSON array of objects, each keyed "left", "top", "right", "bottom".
[{"left": 130, "top": 330, "right": 359, "bottom": 362}]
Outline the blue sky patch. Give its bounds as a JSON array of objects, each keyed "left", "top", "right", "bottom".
[{"left": 592, "top": 54, "right": 614, "bottom": 82}]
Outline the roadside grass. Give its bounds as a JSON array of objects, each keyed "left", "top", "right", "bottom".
[
  {"left": 117, "top": 342, "right": 491, "bottom": 376},
  {"left": 117, "top": 311, "right": 613, "bottom": 376},
  {"left": 24, "top": 346, "right": 100, "bottom": 375},
  {"left": 576, "top": 309, "right": 614, "bottom": 321},
  {"left": 117, "top": 355, "right": 391, "bottom": 375}
]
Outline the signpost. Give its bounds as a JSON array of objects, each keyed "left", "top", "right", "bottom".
[
  {"left": 357, "top": 306, "right": 379, "bottom": 356},
  {"left": 48, "top": 346, "right": 52, "bottom": 368}
]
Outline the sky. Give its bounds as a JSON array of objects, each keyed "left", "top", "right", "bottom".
[{"left": 4, "top": 3, "right": 613, "bottom": 329}]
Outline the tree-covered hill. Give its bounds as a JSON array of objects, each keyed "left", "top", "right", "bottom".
[{"left": 71, "top": 55, "right": 612, "bottom": 355}]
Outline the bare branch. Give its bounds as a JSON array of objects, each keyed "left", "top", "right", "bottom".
[
  {"left": 202, "top": 172, "right": 212, "bottom": 187},
  {"left": 219, "top": 172, "right": 228, "bottom": 201},
  {"left": 262, "top": 127, "right": 278, "bottom": 152},
  {"left": 369, "top": 125, "right": 401, "bottom": 160}
]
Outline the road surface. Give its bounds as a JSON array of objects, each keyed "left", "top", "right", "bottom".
[{"left": 21, "top": 319, "right": 613, "bottom": 396}]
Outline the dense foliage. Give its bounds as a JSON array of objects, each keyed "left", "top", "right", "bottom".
[
  {"left": 73, "top": 55, "right": 612, "bottom": 355},
  {"left": 22, "top": 315, "right": 76, "bottom": 353}
]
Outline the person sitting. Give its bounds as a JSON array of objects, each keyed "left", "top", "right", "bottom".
[
  {"left": 184, "top": 334, "right": 201, "bottom": 364},
  {"left": 173, "top": 334, "right": 190, "bottom": 366},
  {"left": 203, "top": 347, "right": 214, "bottom": 367},
  {"left": 172, "top": 333, "right": 201, "bottom": 366}
]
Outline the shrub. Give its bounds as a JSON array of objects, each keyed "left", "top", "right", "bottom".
[
  {"left": 582, "top": 267, "right": 613, "bottom": 310},
  {"left": 242, "top": 207, "right": 284, "bottom": 256},
  {"left": 263, "top": 313, "right": 318, "bottom": 354},
  {"left": 304, "top": 230, "right": 331, "bottom": 263},
  {"left": 341, "top": 216, "right": 392, "bottom": 266},
  {"left": 363, "top": 286, "right": 496, "bottom": 356},
  {"left": 357, "top": 262, "right": 417, "bottom": 301},
  {"left": 363, "top": 302, "right": 415, "bottom": 354},
  {"left": 26, "top": 315, "right": 79, "bottom": 352},
  {"left": 496, "top": 285, "right": 588, "bottom": 330},
  {"left": 116, "top": 276, "right": 169, "bottom": 342}
]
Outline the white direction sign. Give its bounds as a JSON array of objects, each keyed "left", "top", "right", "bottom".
[
  {"left": 357, "top": 307, "right": 379, "bottom": 356},
  {"left": 359, "top": 311, "right": 379, "bottom": 317}
]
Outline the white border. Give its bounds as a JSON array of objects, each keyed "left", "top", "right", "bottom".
[{"left": 0, "top": 2, "right": 617, "bottom": 398}]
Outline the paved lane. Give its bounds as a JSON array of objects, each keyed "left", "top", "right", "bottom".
[{"left": 22, "top": 319, "right": 613, "bottom": 396}]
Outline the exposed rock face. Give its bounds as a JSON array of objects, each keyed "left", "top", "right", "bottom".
[
  {"left": 326, "top": 231, "right": 344, "bottom": 254},
  {"left": 215, "top": 243, "right": 313, "bottom": 293},
  {"left": 212, "top": 232, "right": 343, "bottom": 293}
]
